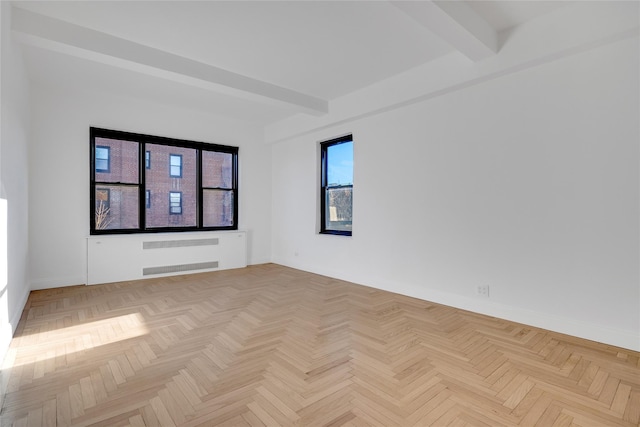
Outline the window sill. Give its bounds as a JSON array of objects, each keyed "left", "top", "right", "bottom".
[{"left": 319, "top": 230, "right": 352, "bottom": 237}]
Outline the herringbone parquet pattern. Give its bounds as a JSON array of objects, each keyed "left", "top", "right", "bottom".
[{"left": 1, "top": 264, "right": 639, "bottom": 426}]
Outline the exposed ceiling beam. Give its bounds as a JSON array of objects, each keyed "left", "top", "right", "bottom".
[
  {"left": 391, "top": 1, "right": 497, "bottom": 62},
  {"left": 11, "top": 7, "right": 328, "bottom": 116}
]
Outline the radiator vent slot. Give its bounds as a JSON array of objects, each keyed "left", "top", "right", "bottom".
[
  {"left": 143, "top": 238, "right": 219, "bottom": 250},
  {"left": 143, "top": 261, "right": 219, "bottom": 276}
]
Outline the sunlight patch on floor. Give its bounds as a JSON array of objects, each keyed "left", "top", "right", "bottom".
[{"left": 11, "top": 313, "right": 149, "bottom": 370}]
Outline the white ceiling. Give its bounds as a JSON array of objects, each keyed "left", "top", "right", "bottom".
[
  {"left": 12, "top": 1, "right": 571, "bottom": 125},
  {"left": 466, "top": 1, "right": 570, "bottom": 32}
]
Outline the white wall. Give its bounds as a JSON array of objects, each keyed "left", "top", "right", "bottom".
[
  {"left": 271, "top": 36, "right": 639, "bottom": 350},
  {"left": 29, "top": 84, "right": 271, "bottom": 290},
  {"left": 0, "top": 1, "right": 31, "bottom": 373}
]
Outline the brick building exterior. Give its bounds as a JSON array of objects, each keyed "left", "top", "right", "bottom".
[
  {"left": 95, "top": 138, "right": 140, "bottom": 229},
  {"left": 94, "top": 137, "right": 232, "bottom": 230},
  {"left": 145, "top": 143, "right": 198, "bottom": 228}
]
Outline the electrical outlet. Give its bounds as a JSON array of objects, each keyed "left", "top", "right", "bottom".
[{"left": 476, "top": 285, "right": 490, "bottom": 297}]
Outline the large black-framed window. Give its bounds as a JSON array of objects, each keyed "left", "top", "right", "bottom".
[
  {"left": 320, "top": 134, "right": 353, "bottom": 236},
  {"left": 90, "top": 127, "right": 239, "bottom": 234}
]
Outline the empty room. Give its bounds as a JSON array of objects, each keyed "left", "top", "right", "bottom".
[{"left": 1, "top": 0, "right": 639, "bottom": 426}]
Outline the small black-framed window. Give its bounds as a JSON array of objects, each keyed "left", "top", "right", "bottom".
[
  {"left": 145, "top": 190, "right": 151, "bottom": 208},
  {"left": 320, "top": 134, "right": 353, "bottom": 236},
  {"left": 169, "top": 191, "right": 182, "bottom": 214},
  {"left": 145, "top": 151, "right": 151, "bottom": 169},
  {"left": 95, "top": 146, "right": 110, "bottom": 173},
  {"left": 170, "top": 154, "right": 182, "bottom": 177}
]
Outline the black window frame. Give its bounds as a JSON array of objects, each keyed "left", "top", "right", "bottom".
[
  {"left": 169, "top": 191, "right": 182, "bottom": 215},
  {"left": 90, "top": 127, "right": 239, "bottom": 235},
  {"left": 95, "top": 145, "right": 111, "bottom": 173},
  {"left": 320, "top": 134, "right": 353, "bottom": 236},
  {"left": 169, "top": 154, "right": 182, "bottom": 178}
]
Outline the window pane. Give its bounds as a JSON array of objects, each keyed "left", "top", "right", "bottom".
[
  {"left": 94, "top": 185, "right": 139, "bottom": 230},
  {"left": 169, "top": 192, "right": 182, "bottom": 214},
  {"left": 203, "top": 190, "right": 234, "bottom": 227},
  {"left": 327, "top": 141, "right": 353, "bottom": 186},
  {"left": 145, "top": 144, "right": 196, "bottom": 228},
  {"left": 96, "top": 147, "right": 109, "bottom": 159},
  {"left": 94, "top": 138, "right": 139, "bottom": 183},
  {"left": 170, "top": 154, "right": 182, "bottom": 177},
  {"left": 320, "top": 136, "right": 353, "bottom": 235},
  {"left": 95, "top": 146, "right": 110, "bottom": 172},
  {"left": 202, "top": 151, "right": 233, "bottom": 188},
  {"left": 325, "top": 186, "right": 352, "bottom": 232}
]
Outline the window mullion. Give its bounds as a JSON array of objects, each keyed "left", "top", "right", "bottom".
[
  {"left": 140, "top": 141, "right": 146, "bottom": 231},
  {"left": 197, "top": 149, "right": 203, "bottom": 228}
]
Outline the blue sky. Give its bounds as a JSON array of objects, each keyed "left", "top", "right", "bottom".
[{"left": 327, "top": 141, "right": 353, "bottom": 185}]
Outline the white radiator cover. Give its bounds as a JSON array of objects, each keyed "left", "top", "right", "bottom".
[{"left": 87, "top": 231, "right": 247, "bottom": 285}]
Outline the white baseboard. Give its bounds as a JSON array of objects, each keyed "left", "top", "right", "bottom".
[
  {"left": 30, "top": 276, "right": 86, "bottom": 290},
  {"left": 9, "top": 286, "right": 29, "bottom": 335},
  {"left": 1, "top": 284, "right": 29, "bottom": 356},
  {"left": 0, "top": 283, "right": 30, "bottom": 405},
  {"left": 273, "top": 257, "right": 640, "bottom": 352},
  {"left": 248, "top": 258, "right": 272, "bottom": 266},
  {"left": 0, "top": 322, "right": 14, "bottom": 382}
]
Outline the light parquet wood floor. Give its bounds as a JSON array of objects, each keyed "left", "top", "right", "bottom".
[{"left": 1, "top": 264, "right": 639, "bottom": 426}]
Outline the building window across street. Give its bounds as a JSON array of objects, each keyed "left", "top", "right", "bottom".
[
  {"left": 169, "top": 192, "right": 182, "bottom": 215},
  {"left": 169, "top": 154, "right": 182, "bottom": 177},
  {"left": 95, "top": 146, "right": 110, "bottom": 173}
]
